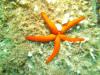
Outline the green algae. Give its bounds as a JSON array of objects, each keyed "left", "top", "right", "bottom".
[{"left": 0, "top": 0, "right": 100, "bottom": 75}]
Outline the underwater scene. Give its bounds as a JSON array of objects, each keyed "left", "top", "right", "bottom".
[{"left": 0, "top": 0, "right": 100, "bottom": 75}]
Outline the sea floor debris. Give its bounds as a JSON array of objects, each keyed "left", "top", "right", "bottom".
[{"left": 0, "top": 0, "right": 100, "bottom": 75}]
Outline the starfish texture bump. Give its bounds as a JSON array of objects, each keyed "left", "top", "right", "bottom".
[{"left": 26, "top": 12, "right": 85, "bottom": 64}]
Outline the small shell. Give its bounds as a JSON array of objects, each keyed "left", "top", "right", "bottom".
[
  {"left": 46, "top": 0, "right": 57, "bottom": 4},
  {"left": 28, "top": 51, "right": 33, "bottom": 57},
  {"left": 55, "top": 23, "right": 62, "bottom": 31},
  {"left": 34, "top": 5, "right": 39, "bottom": 12}
]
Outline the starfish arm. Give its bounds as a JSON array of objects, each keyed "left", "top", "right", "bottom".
[
  {"left": 61, "top": 16, "right": 85, "bottom": 33},
  {"left": 25, "top": 34, "right": 56, "bottom": 42},
  {"left": 46, "top": 35, "right": 60, "bottom": 64},
  {"left": 60, "top": 34, "right": 84, "bottom": 42},
  {"left": 41, "top": 12, "right": 58, "bottom": 34}
]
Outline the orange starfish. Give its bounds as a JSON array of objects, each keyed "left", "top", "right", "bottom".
[{"left": 26, "top": 12, "right": 85, "bottom": 64}]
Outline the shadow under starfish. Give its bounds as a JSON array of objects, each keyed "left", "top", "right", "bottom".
[{"left": 25, "top": 12, "right": 85, "bottom": 64}]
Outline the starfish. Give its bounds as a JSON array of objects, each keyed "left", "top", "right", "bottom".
[{"left": 25, "top": 12, "right": 85, "bottom": 64}]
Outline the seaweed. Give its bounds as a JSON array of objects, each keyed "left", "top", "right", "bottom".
[{"left": 0, "top": 0, "right": 100, "bottom": 75}]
